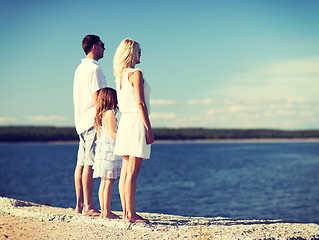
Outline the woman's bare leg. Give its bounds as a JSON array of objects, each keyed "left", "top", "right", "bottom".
[
  {"left": 119, "top": 156, "right": 128, "bottom": 220},
  {"left": 125, "top": 156, "right": 148, "bottom": 223}
]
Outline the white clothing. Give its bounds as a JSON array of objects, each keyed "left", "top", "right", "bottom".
[
  {"left": 93, "top": 117, "right": 122, "bottom": 179},
  {"left": 115, "top": 68, "right": 151, "bottom": 114},
  {"left": 73, "top": 58, "right": 106, "bottom": 134},
  {"left": 114, "top": 68, "right": 151, "bottom": 159}
]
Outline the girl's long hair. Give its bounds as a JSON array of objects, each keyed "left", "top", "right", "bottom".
[
  {"left": 94, "top": 87, "right": 118, "bottom": 135},
  {"left": 113, "top": 38, "right": 141, "bottom": 78}
]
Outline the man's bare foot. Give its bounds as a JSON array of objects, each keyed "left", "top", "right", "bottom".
[
  {"left": 125, "top": 213, "right": 149, "bottom": 223},
  {"left": 74, "top": 206, "right": 83, "bottom": 214},
  {"left": 82, "top": 208, "right": 100, "bottom": 217}
]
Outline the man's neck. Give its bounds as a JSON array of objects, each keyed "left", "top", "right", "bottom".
[{"left": 86, "top": 52, "right": 98, "bottom": 61}]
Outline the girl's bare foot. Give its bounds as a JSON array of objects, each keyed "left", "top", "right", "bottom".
[{"left": 82, "top": 208, "right": 100, "bottom": 216}]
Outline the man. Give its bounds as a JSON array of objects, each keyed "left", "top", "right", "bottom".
[{"left": 73, "top": 35, "right": 106, "bottom": 216}]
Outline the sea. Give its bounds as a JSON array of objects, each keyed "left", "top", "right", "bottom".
[{"left": 0, "top": 141, "right": 318, "bottom": 224}]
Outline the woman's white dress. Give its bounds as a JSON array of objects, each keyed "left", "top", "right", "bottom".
[
  {"left": 93, "top": 117, "right": 122, "bottom": 179},
  {"left": 114, "top": 68, "right": 151, "bottom": 159}
]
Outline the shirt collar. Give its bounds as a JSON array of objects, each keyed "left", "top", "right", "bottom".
[{"left": 81, "top": 58, "right": 100, "bottom": 66}]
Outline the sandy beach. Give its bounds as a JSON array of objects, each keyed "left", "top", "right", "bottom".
[{"left": 0, "top": 197, "right": 318, "bottom": 240}]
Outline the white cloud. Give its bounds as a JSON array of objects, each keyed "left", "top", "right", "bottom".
[
  {"left": 299, "top": 111, "right": 314, "bottom": 117},
  {"left": 207, "top": 108, "right": 225, "bottom": 115},
  {"left": 188, "top": 99, "right": 213, "bottom": 105},
  {"left": 201, "top": 97, "right": 319, "bottom": 129},
  {"left": 150, "top": 112, "right": 176, "bottom": 120},
  {"left": 150, "top": 99, "right": 177, "bottom": 106},
  {"left": 269, "top": 103, "right": 292, "bottom": 110},
  {"left": 265, "top": 57, "right": 319, "bottom": 74},
  {"left": 276, "top": 110, "right": 295, "bottom": 116},
  {"left": 217, "top": 57, "right": 319, "bottom": 99},
  {"left": 229, "top": 105, "right": 253, "bottom": 113},
  {"left": 150, "top": 96, "right": 319, "bottom": 129},
  {"left": 25, "top": 115, "right": 68, "bottom": 122},
  {"left": 0, "top": 117, "right": 17, "bottom": 124}
]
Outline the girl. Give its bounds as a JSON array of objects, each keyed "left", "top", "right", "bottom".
[
  {"left": 93, "top": 87, "right": 122, "bottom": 219},
  {"left": 113, "top": 39, "right": 154, "bottom": 223}
]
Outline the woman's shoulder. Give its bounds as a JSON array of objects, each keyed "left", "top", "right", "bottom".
[
  {"left": 128, "top": 68, "right": 142, "bottom": 75},
  {"left": 128, "top": 68, "right": 143, "bottom": 79},
  {"left": 128, "top": 67, "right": 142, "bottom": 72}
]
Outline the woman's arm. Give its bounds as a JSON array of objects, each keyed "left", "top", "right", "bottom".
[
  {"left": 130, "top": 70, "right": 154, "bottom": 144},
  {"left": 105, "top": 110, "right": 117, "bottom": 139}
]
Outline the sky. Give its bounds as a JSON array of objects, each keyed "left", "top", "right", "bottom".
[{"left": 0, "top": 0, "right": 318, "bottom": 130}]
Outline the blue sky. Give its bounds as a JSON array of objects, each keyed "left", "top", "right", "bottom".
[{"left": 0, "top": 0, "right": 318, "bottom": 129}]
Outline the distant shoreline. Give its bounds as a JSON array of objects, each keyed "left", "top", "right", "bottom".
[
  {"left": 154, "top": 138, "right": 319, "bottom": 143},
  {"left": 1, "top": 126, "right": 319, "bottom": 143},
  {"left": 0, "top": 138, "right": 318, "bottom": 145}
]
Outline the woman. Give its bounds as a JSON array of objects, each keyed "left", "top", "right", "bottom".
[{"left": 113, "top": 39, "right": 154, "bottom": 223}]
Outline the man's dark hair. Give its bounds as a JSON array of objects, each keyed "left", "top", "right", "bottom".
[{"left": 82, "top": 35, "right": 100, "bottom": 55}]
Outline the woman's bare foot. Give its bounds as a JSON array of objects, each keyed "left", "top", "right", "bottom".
[
  {"left": 105, "top": 211, "right": 120, "bottom": 219},
  {"left": 125, "top": 213, "right": 149, "bottom": 223}
]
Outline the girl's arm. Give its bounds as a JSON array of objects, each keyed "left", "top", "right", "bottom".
[
  {"left": 105, "top": 110, "right": 117, "bottom": 139},
  {"left": 130, "top": 70, "right": 154, "bottom": 144},
  {"left": 93, "top": 90, "right": 99, "bottom": 109}
]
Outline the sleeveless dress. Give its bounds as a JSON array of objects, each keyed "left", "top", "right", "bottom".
[
  {"left": 93, "top": 115, "right": 122, "bottom": 179},
  {"left": 113, "top": 68, "right": 151, "bottom": 159}
]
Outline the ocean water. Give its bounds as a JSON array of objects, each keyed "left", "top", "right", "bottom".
[{"left": 0, "top": 141, "right": 318, "bottom": 224}]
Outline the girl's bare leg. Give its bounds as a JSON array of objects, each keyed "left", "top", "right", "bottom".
[
  {"left": 119, "top": 156, "right": 128, "bottom": 220},
  {"left": 125, "top": 156, "right": 148, "bottom": 223},
  {"left": 99, "top": 179, "right": 106, "bottom": 218},
  {"left": 104, "top": 178, "right": 119, "bottom": 219}
]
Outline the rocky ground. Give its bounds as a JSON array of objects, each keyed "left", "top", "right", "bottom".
[{"left": 0, "top": 196, "right": 319, "bottom": 240}]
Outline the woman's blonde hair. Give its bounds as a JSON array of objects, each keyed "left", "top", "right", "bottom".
[
  {"left": 113, "top": 38, "right": 141, "bottom": 78},
  {"left": 94, "top": 87, "right": 118, "bottom": 134}
]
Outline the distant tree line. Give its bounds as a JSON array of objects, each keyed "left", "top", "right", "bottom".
[
  {"left": 153, "top": 128, "right": 319, "bottom": 140},
  {"left": 0, "top": 126, "right": 78, "bottom": 142},
  {"left": 0, "top": 126, "right": 319, "bottom": 142}
]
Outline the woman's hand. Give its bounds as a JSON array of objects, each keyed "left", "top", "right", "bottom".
[{"left": 146, "top": 129, "right": 154, "bottom": 144}]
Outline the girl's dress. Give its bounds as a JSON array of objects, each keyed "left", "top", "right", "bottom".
[
  {"left": 93, "top": 116, "right": 122, "bottom": 179},
  {"left": 114, "top": 68, "right": 151, "bottom": 159}
]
